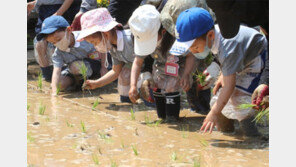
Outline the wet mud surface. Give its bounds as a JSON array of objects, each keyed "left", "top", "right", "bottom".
[{"left": 27, "top": 64, "right": 268, "bottom": 167}]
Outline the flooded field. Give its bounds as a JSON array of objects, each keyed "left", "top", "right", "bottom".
[{"left": 27, "top": 64, "right": 269, "bottom": 167}]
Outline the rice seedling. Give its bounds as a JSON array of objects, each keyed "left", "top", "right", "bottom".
[
  {"left": 45, "top": 117, "right": 50, "bottom": 122},
  {"left": 171, "top": 151, "right": 177, "bottom": 161},
  {"left": 56, "top": 83, "right": 61, "bottom": 95},
  {"left": 199, "top": 138, "right": 208, "bottom": 147},
  {"left": 79, "top": 62, "right": 88, "bottom": 82},
  {"left": 238, "top": 103, "right": 256, "bottom": 110},
  {"left": 120, "top": 140, "right": 125, "bottom": 149},
  {"left": 193, "top": 158, "right": 200, "bottom": 167},
  {"left": 92, "top": 154, "right": 100, "bottom": 165},
  {"left": 38, "top": 103, "right": 46, "bottom": 115},
  {"left": 110, "top": 160, "right": 117, "bottom": 167},
  {"left": 27, "top": 133, "right": 34, "bottom": 143},
  {"left": 131, "top": 144, "right": 138, "bottom": 156},
  {"left": 27, "top": 104, "right": 30, "bottom": 111},
  {"left": 180, "top": 124, "right": 189, "bottom": 138},
  {"left": 145, "top": 114, "right": 162, "bottom": 127},
  {"left": 66, "top": 121, "right": 74, "bottom": 127},
  {"left": 92, "top": 98, "right": 99, "bottom": 110},
  {"left": 37, "top": 72, "right": 42, "bottom": 90},
  {"left": 98, "top": 131, "right": 113, "bottom": 143},
  {"left": 154, "top": 119, "right": 163, "bottom": 127},
  {"left": 197, "top": 73, "right": 206, "bottom": 86},
  {"left": 130, "top": 108, "right": 135, "bottom": 120},
  {"left": 254, "top": 108, "right": 269, "bottom": 124},
  {"left": 80, "top": 121, "right": 86, "bottom": 133}
]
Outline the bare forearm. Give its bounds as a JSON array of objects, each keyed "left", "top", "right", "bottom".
[
  {"left": 55, "top": 0, "right": 74, "bottom": 16},
  {"left": 51, "top": 68, "right": 61, "bottom": 93},
  {"left": 130, "top": 57, "right": 144, "bottom": 88},
  {"left": 212, "top": 74, "right": 236, "bottom": 114},
  {"left": 183, "top": 53, "right": 195, "bottom": 76},
  {"left": 93, "top": 69, "right": 120, "bottom": 88}
]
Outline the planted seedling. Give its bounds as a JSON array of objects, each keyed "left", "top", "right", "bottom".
[
  {"left": 110, "top": 160, "right": 117, "bottom": 167},
  {"left": 199, "top": 138, "right": 208, "bottom": 147},
  {"left": 39, "top": 103, "right": 46, "bottom": 115},
  {"left": 92, "top": 154, "right": 100, "bottom": 165},
  {"left": 193, "top": 158, "right": 201, "bottom": 167},
  {"left": 154, "top": 119, "right": 163, "bottom": 127},
  {"left": 92, "top": 98, "right": 99, "bottom": 110},
  {"left": 80, "top": 121, "right": 86, "bottom": 133},
  {"left": 180, "top": 124, "right": 189, "bottom": 138},
  {"left": 131, "top": 144, "right": 138, "bottom": 156},
  {"left": 37, "top": 72, "right": 42, "bottom": 90},
  {"left": 27, "top": 133, "right": 34, "bottom": 143},
  {"left": 27, "top": 104, "right": 30, "bottom": 111},
  {"left": 56, "top": 83, "right": 61, "bottom": 95},
  {"left": 120, "top": 140, "right": 125, "bottom": 149},
  {"left": 171, "top": 151, "right": 177, "bottom": 161},
  {"left": 66, "top": 121, "right": 74, "bottom": 127},
  {"left": 98, "top": 131, "right": 113, "bottom": 143},
  {"left": 130, "top": 108, "right": 135, "bottom": 120}
]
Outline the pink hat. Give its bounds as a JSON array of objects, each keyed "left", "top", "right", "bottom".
[{"left": 77, "top": 8, "right": 122, "bottom": 41}]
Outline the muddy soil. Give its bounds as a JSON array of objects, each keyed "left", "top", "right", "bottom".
[{"left": 27, "top": 63, "right": 269, "bottom": 167}]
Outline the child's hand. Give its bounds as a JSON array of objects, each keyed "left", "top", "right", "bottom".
[
  {"left": 82, "top": 80, "right": 98, "bottom": 90},
  {"left": 252, "top": 84, "right": 269, "bottom": 110},
  {"left": 129, "top": 85, "right": 139, "bottom": 104},
  {"left": 180, "top": 74, "right": 190, "bottom": 92},
  {"left": 27, "top": 1, "right": 36, "bottom": 16},
  {"left": 200, "top": 111, "right": 220, "bottom": 133}
]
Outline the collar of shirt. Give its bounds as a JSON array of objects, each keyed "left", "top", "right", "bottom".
[
  {"left": 211, "top": 25, "right": 220, "bottom": 55},
  {"left": 72, "top": 31, "right": 81, "bottom": 48},
  {"left": 116, "top": 30, "right": 124, "bottom": 51}
]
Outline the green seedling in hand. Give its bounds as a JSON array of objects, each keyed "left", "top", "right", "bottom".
[{"left": 79, "top": 62, "right": 88, "bottom": 82}]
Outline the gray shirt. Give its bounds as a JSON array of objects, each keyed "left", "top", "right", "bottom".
[
  {"left": 52, "top": 31, "right": 96, "bottom": 68},
  {"left": 211, "top": 25, "right": 267, "bottom": 76},
  {"left": 109, "top": 29, "right": 136, "bottom": 65},
  {"left": 80, "top": 0, "right": 97, "bottom": 12}
]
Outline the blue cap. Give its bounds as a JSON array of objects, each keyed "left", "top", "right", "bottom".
[
  {"left": 36, "top": 15, "right": 70, "bottom": 41},
  {"left": 169, "top": 7, "right": 214, "bottom": 55}
]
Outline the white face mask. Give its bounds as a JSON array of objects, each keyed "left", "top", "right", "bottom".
[
  {"left": 95, "top": 33, "right": 111, "bottom": 53},
  {"left": 55, "top": 31, "right": 71, "bottom": 52}
]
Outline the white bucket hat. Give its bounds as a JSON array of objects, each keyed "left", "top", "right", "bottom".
[{"left": 128, "top": 4, "right": 161, "bottom": 56}]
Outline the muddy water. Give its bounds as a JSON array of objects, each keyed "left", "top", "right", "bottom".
[{"left": 27, "top": 65, "right": 268, "bottom": 167}]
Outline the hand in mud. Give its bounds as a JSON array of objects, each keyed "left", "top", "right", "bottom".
[
  {"left": 200, "top": 111, "right": 220, "bottom": 134},
  {"left": 100, "top": 67, "right": 108, "bottom": 77},
  {"left": 82, "top": 80, "right": 98, "bottom": 90},
  {"left": 180, "top": 74, "right": 190, "bottom": 92},
  {"left": 129, "top": 86, "right": 139, "bottom": 104},
  {"left": 252, "top": 84, "right": 269, "bottom": 110}
]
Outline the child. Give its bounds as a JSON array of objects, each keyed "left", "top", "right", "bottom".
[
  {"left": 28, "top": 0, "right": 81, "bottom": 81},
  {"left": 170, "top": 7, "right": 267, "bottom": 136},
  {"left": 37, "top": 15, "right": 103, "bottom": 95},
  {"left": 77, "top": 8, "right": 136, "bottom": 103},
  {"left": 128, "top": 4, "right": 195, "bottom": 122}
]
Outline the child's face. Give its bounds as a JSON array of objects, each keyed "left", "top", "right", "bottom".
[
  {"left": 46, "top": 30, "right": 66, "bottom": 45},
  {"left": 84, "top": 33, "right": 102, "bottom": 46},
  {"left": 189, "top": 37, "right": 207, "bottom": 54},
  {"left": 189, "top": 30, "right": 215, "bottom": 54}
]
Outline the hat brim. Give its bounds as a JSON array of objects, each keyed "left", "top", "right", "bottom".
[
  {"left": 77, "top": 21, "right": 122, "bottom": 41},
  {"left": 169, "top": 39, "right": 194, "bottom": 56},
  {"left": 134, "top": 33, "right": 158, "bottom": 56},
  {"left": 215, "top": 10, "right": 240, "bottom": 39},
  {"left": 36, "top": 27, "right": 59, "bottom": 41}
]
